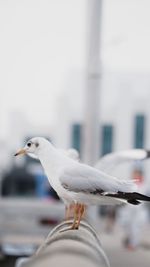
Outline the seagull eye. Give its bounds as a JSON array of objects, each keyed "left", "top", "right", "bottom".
[{"left": 27, "top": 142, "right": 31, "bottom": 147}]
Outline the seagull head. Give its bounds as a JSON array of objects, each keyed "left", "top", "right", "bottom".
[{"left": 14, "top": 137, "right": 50, "bottom": 158}]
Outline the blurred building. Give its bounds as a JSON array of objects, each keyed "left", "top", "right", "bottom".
[{"left": 54, "top": 70, "right": 150, "bottom": 180}]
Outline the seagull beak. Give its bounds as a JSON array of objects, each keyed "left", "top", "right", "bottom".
[{"left": 14, "top": 148, "right": 26, "bottom": 157}]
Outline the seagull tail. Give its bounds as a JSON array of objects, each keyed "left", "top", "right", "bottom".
[
  {"left": 105, "top": 191, "right": 150, "bottom": 205},
  {"left": 118, "top": 179, "right": 137, "bottom": 193}
]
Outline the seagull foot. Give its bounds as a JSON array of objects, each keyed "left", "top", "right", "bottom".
[
  {"left": 71, "top": 225, "right": 79, "bottom": 230},
  {"left": 59, "top": 225, "right": 79, "bottom": 233}
]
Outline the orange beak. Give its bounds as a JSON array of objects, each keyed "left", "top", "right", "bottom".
[{"left": 14, "top": 148, "right": 26, "bottom": 156}]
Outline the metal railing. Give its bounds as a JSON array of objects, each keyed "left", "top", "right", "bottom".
[{"left": 16, "top": 220, "right": 110, "bottom": 267}]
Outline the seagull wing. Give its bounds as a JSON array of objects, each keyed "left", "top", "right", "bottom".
[
  {"left": 59, "top": 162, "right": 150, "bottom": 205},
  {"left": 59, "top": 162, "right": 136, "bottom": 194},
  {"left": 95, "top": 149, "right": 149, "bottom": 172}
]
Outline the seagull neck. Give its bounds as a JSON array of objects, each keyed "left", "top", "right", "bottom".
[{"left": 37, "top": 145, "right": 63, "bottom": 176}]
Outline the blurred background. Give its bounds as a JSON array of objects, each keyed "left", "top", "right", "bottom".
[{"left": 0, "top": 0, "right": 150, "bottom": 266}]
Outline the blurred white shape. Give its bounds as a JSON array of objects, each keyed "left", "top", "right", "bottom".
[
  {"left": 95, "top": 149, "right": 149, "bottom": 172},
  {"left": 62, "top": 148, "right": 80, "bottom": 161}
]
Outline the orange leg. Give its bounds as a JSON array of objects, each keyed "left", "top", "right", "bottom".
[
  {"left": 69, "top": 204, "right": 76, "bottom": 219},
  {"left": 71, "top": 203, "right": 80, "bottom": 229},
  {"left": 75, "top": 204, "right": 86, "bottom": 229},
  {"left": 70, "top": 204, "right": 87, "bottom": 230},
  {"left": 65, "top": 204, "right": 76, "bottom": 220},
  {"left": 81, "top": 204, "right": 87, "bottom": 219}
]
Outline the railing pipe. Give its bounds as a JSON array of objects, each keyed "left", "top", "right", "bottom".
[{"left": 16, "top": 220, "right": 110, "bottom": 267}]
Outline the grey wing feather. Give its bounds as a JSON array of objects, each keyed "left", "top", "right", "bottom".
[
  {"left": 95, "top": 149, "right": 147, "bottom": 172},
  {"left": 59, "top": 163, "right": 136, "bottom": 194}
]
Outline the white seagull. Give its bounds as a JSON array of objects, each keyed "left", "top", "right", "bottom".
[
  {"left": 65, "top": 148, "right": 150, "bottom": 219},
  {"left": 95, "top": 149, "right": 150, "bottom": 172},
  {"left": 15, "top": 137, "right": 150, "bottom": 229}
]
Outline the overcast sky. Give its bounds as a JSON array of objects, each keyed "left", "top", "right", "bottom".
[{"left": 0, "top": 0, "right": 150, "bottom": 138}]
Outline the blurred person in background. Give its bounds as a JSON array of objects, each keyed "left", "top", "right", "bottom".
[{"left": 118, "top": 166, "right": 149, "bottom": 250}]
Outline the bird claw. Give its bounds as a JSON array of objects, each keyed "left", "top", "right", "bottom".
[
  {"left": 71, "top": 226, "right": 79, "bottom": 230},
  {"left": 59, "top": 225, "right": 79, "bottom": 233}
]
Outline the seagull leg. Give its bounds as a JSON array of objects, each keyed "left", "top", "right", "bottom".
[
  {"left": 60, "top": 204, "right": 79, "bottom": 232},
  {"left": 65, "top": 205, "right": 70, "bottom": 220},
  {"left": 62, "top": 204, "right": 85, "bottom": 231},
  {"left": 65, "top": 204, "right": 75, "bottom": 220},
  {"left": 69, "top": 203, "right": 76, "bottom": 219},
  {"left": 71, "top": 203, "right": 80, "bottom": 230},
  {"left": 75, "top": 204, "right": 86, "bottom": 229}
]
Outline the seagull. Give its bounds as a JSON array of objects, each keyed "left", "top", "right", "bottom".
[
  {"left": 66, "top": 149, "right": 150, "bottom": 220},
  {"left": 15, "top": 137, "right": 150, "bottom": 229},
  {"left": 95, "top": 149, "right": 150, "bottom": 172}
]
